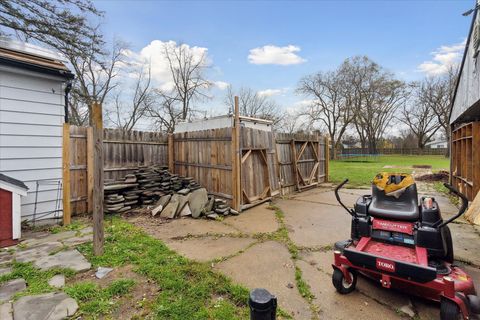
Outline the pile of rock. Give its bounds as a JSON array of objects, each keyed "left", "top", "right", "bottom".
[{"left": 103, "top": 166, "right": 238, "bottom": 219}]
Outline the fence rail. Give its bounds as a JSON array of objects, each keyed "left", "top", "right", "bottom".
[{"left": 337, "top": 147, "right": 448, "bottom": 156}]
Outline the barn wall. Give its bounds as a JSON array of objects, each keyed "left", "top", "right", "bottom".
[
  {"left": 451, "top": 22, "right": 480, "bottom": 124},
  {"left": 0, "top": 67, "right": 66, "bottom": 222}
]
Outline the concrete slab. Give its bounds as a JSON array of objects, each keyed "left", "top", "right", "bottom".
[
  {"left": 0, "top": 279, "right": 26, "bottom": 303},
  {"left": 300, "top": 250, "right": 413, "bottom": 312},
  {"left": 296, "top": 260, "right": 407, "bottom": 319},
  {"left": 224, "top": 204, "right": 279, "bottom": 234},
  {"left": 449, "top": 223, "right": 480, "bottom": 266},
  {"left": 34, "top": 249, "right": 91, "bottom": 272},
  {"left": 290, "top": 189, "right": 361, "bottom": 207},
  {"left": 166, "top": 236, "right": 255, "bottom": 262},
  {"left": 215, "top": 241, "right": 312, "bottom": 319},
  {"left": 13, "top": 292, "right": 78, "bottom": 320},
  {"left": 137, "top": 218, "right": 239, "bottom": 241},
  {"left": 276, "top": 198, "right": 351, "bottom": 248}
]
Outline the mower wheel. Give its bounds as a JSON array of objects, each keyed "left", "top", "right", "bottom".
[
  {"left": 440, "top": 298, "right": 462, "bottom": 320},
  {"left": 332, "top": 268, "right": 357, "bottom": 294}
]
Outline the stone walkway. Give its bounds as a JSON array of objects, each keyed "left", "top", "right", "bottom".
[
  {"left": 0, "top": 226, "right": 93, "bottom": 320},
  {"left": 130, "top": 186, "right": 480, "bottom": 320}
]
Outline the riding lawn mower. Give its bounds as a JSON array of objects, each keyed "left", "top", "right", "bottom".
[{"left": 332, "top": 173, "right": 480, "bottom": 320}]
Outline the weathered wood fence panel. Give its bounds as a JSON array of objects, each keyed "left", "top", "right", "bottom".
[
  {"left": 67, "top": 126, "right": 168, "bottom": 215},
  {"left": 240, "top": 127, "right": 279, "bottom": 209},
  {"left": 275, "top": 132, "right": 328, "bottom": 195},
  {"left": 103, "top": 128, "right": 168, "bottom": 181},
  {"left": 173, "top": 128, "right": 233, "bottom": 203}
]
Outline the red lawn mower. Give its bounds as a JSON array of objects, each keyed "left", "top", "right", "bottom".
[{"left": 332, "top": 173, "right": 480, "bottom": 320}]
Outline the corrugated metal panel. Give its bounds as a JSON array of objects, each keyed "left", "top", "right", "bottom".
[{"left": 0, "top": 68, "right": 65, "bottom": 222}]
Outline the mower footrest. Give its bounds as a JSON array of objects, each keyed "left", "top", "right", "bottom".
[{"left": 344, "top": 248, "right": 437, "bottom": 283}]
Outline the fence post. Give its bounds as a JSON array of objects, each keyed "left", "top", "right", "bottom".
[
  {"left": 325, "top": 136, "right": 329, "bottom": 183},
  {"left": 232, "top": 96, "right": 241, "bottom": 211},
  {"left": 87, "top": 127, "right": 94, "bottom": 214},
  {"left": 92, "top": 102, "right": 104, "bottom": 256},
  {"left": 168, "top": 133, "right": 174, "bottom": 173},
  {"left": 62, "top": 123, "right": 71, "bottom": 225}
]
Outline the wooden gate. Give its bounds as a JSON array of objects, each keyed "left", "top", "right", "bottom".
[
  {"left": 292, "top": 139, "right": 320, "bottom": 190},
  {"left": 241, "top": 148, "right": 271, "bottom": 207}
]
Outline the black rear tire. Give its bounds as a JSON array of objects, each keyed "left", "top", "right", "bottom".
[
  {"left": 444, "top": 226, "right": 454, "bottom": 263},
  {"left": 440, "top": 298, "right": 462, "bottom": 320},
  {"left": 332, "top": 268, "right": 357, "bottom": 294}
]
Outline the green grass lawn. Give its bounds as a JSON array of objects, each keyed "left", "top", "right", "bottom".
[{"left": 329, "top": 155, "right": 449, "bottom": 187}]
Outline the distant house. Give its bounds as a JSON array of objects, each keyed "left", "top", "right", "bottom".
[
  {"left": 425, "top": 139, "right": 448, "bottom": 149},
  {"left": 450, "top": 5, "right": 480, "bottom": 203},
  {"left": 0, "top": 39, "right": 74, "bottom": 224}
]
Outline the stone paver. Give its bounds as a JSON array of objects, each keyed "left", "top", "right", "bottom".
[
  {"left": 48, "top": 275, "right": 65, "bottom": 288},
  {"left": 0, "top": 279, "right": 26, "bottom": 303},
  {"left": 0, "top": 267, "right": 12, "bottom": 276},
  {"left": 22, "top": 231, "right": 77, "bottom": 247},
  {"left": 224, "top": 203, "right": 279, "bottom": 234},
  {"left": 0, "top": 303, "right": 13, "bottom": 320},
  {"left": 14, "top": 242, "right": 63, "bottom": 263},
  {"left": 13, "top": 292, "right": 78, "bottom": 320},
  {"left": 61, "top": 234, "right": 92, "bottom": 246},
  {"left": 167, "top": 236, "right": 256, "bottom": 262},
  {"left": 215, "top": 241, "right": 312, "bottom": 319},
  {"left": 34, "top": 249, "right": 91, "bottom": 272}
]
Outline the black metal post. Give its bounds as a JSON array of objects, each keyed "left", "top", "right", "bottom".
[{"left": 249, "top": 288, "right": 277, "bottom": 320}]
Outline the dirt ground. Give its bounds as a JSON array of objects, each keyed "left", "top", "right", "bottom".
[{"left": 128, "top": 186, "right": 480, "bottom": 320}]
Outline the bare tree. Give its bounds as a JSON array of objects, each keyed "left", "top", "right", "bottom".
[
  {"left": 341, "top": 56, "right": 408, "bottom": 154},
  {"left": 0, "top": 0, "right": 103, "bottom": 57},
  {"left": 276, "top": 112, "right": 300, "bottom": 133},
  {"left": 163, "top": 43, "right": 211, "bottom": 121},
  {"left": 399, "top": 84, "right": 441, "bottom": 149},
  {"left": 224, "top": 86, "right": 281, "bottom": 123},
  {"left": 148, "top": 91, "right": 182, "bottom": 133},
  {"left": 417, "top": 67, "right": 457, "bottom": 153},
  {"left": 106, "top": 64, "right": 153, "bottom": 132},
  {"left": 66, "top": 38, "right": 127, "bottom": 125},
  {"left": 297, "top": 69, "right": 353, "bottom": 158}
]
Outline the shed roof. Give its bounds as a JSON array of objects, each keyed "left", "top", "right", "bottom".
[
  {"left": 0, "top": 173, "right": 28, "bottom": 191},
  {"left": 0, "top": 41, "right": 74, "bottom": 80}
]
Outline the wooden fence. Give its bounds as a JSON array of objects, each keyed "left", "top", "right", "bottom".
[
  {"left": 64, "top": 125, "right": 168, "bottom": 215},
  {"left": 66, "top": 125, "right": 329, "bottom": 214}
]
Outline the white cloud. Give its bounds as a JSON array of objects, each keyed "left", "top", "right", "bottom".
[
  {"left": 214, "top": 81, "right": 229, "bottom": 90},
  {"left": 257, "top": 88, "right": 288, "bottom": 97},
  {"left": 293, "top": 99, "right": 316, "bottom": 108},
  {"left": 418, "top": 40, "right": 465, "bottom": 76},
  {"left": 248, "top": 45, "right": 306, "bottom": 65},
  {"left": 124, "top": 40, "right": 210, "bottom": 90}
]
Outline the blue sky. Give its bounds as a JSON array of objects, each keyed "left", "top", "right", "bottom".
[{"left": 94, "top": 0, "right": 473, "bottom": 117}]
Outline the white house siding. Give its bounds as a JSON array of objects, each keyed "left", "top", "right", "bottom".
[{"left": 0, "top": 66, "right": 65, "bottom": 222}]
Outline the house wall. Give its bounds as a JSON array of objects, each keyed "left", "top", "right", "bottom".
[
  {"left": 0, "top": 66, "right": 65, "bottom": 222},
  {"left": 451, "top": 17, "right": 480, "bottom": 124}
]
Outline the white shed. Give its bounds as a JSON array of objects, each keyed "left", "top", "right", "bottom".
[{"left": 0, "top": 39, "right": 73, "bottom": 224}]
